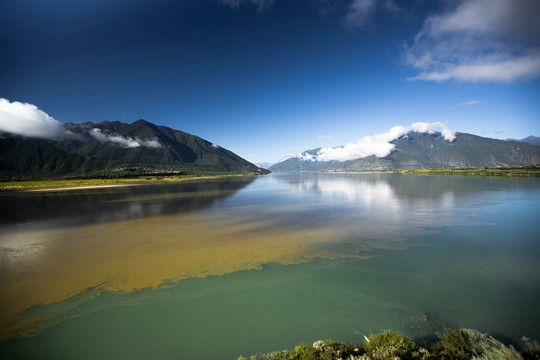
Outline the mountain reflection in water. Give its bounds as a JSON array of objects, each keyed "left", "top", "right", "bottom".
[
  {"left": 1, "top": 172, "right": 539, "bottom": 344},
  {"left": 0, "top": 177, "right": 256, "bottom": 229}
]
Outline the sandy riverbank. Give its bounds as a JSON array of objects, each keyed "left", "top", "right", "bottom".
[
  {"left": 1, "top": 174, "right": 257, "bottom": 193},
  {"left": 26, "top": 184, "right": 142, "bottom": 192}
]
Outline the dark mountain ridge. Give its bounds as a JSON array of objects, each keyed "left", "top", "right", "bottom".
[
  {"left": 1, "top": 119, "right": 267, "bottom": 179},
  {"left": 61, "top": 119, "right": 260, "bottom": 172},
  {"left": 269, "top": 132, "right": 540, "bottom": 172},
  {"left": 0, "top": 135, "right": 118, "bottom": 178}
]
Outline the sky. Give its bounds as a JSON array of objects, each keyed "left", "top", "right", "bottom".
[{"left": 1, "top": 0, "right": 539, "bottom": 165}]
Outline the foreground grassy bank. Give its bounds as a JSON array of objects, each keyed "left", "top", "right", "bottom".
[
  {"left": 238, "top": 329, "right": 540, "bottom": 360},
  {"left": 398, "top": 167, "right": 540, "bottom": 177},
  {"left": 0, "top": 173, "right": 262, "bottom": 192}
]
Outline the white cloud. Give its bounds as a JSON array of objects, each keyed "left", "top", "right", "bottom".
[
  {"left": 292, "top": 122, "right": 455, "bottom": 162},
  {"left": 220, "top": 0, "right": 400, "bottom": 24},
  {"left": 143, "top": 139, "right": 161, "bottom": 148},
  {"left": 220, "top": 0, "right": 274, "bottom": 11},
  {"left": 405, "top": 0, "right": 540, "bottom": 82},
  {"left": 317, "top": 135, "right": 334, "bottom": 140},
  {"left": 344, "top": 0, "right": 376, "bottom": 28},
  {"left": 408, "top": 51, "right": 540, "bottom": 82},
  {"left": 0, "top": 98, "right": 162, "bottom": 149},
  {"left": 89, "top": 128, "right": 161, "bottom": 148},
  {"left": 453, "top": 100, "right": 483, "bottom": 109},
  {"left": 0, "top": 98, "right": 69, "bottom": 140},
  {"left": 344, "top": 0, "right": 399, "bottom": 29}
]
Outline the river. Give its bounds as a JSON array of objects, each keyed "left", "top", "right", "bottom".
[{"left": 1, "top": 172, "right": 539, "bottom": 359}]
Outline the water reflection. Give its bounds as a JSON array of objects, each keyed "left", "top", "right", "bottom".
[
  {"left": 0, "top": 176, "right": 328, "bottom": 340},
  {"left": 0, "top": 177, "right": 256, "bottom": 230},
  {"left": 273, "top": 172, "right": 482, "bottom": 209},
  {"left": 1, "top": 172, "right": 538, "bottom": 341},
  {"left": 272, "top": 171, "right": 537, "bottom": 226},
  {"left": 282, "top": 172, "right": 398, "bottom": 209}
]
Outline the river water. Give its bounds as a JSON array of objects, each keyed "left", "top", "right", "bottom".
[{"left": 1, "top": 172, "right": 539, "bottom": 359}]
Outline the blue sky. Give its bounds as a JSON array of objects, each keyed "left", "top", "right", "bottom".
[{"left": 1, "top": 0, "right": 539, "bottom": 164}]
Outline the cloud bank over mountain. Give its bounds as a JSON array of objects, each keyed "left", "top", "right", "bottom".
[
  {"left": 291, "top": 122, "right": 455, "bottom": 162},
  {"left": 0, "top": 98, "right": 69, "bottom": 140},
  {"left": 0, "top": 98, "right": 161, "bottom": 148},
  {"left": 89, "top": 128, "right": 161, "bottom": 149}
]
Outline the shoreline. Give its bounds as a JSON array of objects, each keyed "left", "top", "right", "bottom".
[
  {"left": 25, "top": 184, "right": 142, "bottom": 192},
  {"left": 0, "top": 174, "right": 260, "bottom": 193},
  {"left": 398, "top": 168, "right": 540, "bottom": 177},
  {"left": 235, "top": 329, "right": 538, "bottom": 360}
]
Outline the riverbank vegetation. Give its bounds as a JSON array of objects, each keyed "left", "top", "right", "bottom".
[
  {"left": 237, "top": 329, "right": 540, "bottom": 360},
  {"left": 398, "top": 167, "right": 540, "bottom": 177},
  {"left": 0, "top": 172, "right": 263, "bottom": 192}
]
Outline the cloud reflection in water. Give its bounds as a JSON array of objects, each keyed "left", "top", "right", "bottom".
[{"left": 0, "top": 173, "right": 518, "bottom": 339}]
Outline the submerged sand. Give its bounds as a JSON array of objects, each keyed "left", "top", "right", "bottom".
[
  {"left": 0, "top": 174, "right": 438, "bottom": 340},
  {"left": 0, "top": 211, "right": 336, "bottom": 339},
  {"left": 0, "top": 203, "right": 423, "bottom": 340}
]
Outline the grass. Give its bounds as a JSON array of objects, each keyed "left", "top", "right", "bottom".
[
  {"left": 0, "top": 173, "right": 262, "bottom": 192},
  {"left": 236, "top": 328, "right": 537, "bottom": 360},
  {"left": 398, "top": 167, "right": 540, "bottom": 177}
]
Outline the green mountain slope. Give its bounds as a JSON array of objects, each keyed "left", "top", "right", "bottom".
[
  {"left": 269, "top": 132, "right": 540, "bottom": 171},
  {"left": 61, "top": 120, "right": 262, "bottom": 173},
  {"left": 0, "top": 135, "right": 117, "bottom": 179},
  {"left": 1, "top": 119, "right": 267, "bottom": 179}
]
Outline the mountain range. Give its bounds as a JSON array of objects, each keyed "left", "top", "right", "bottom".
[
  {"left": 0, "top": 119, "right": 267, "bottom": 179},
  {"left": 3, "top": 119, "right": 539, "bottom": 178},
  {"left": 510, "top": 136, "right": 540, "bottom": 147},
  {"left": 269, "top": 132, "right": 540, "bottom": 172}
]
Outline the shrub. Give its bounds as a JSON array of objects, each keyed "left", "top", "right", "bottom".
[
  {"left": 237, "top": 329, "right": 535, "bottom": 360},
  {"left": 474, "top": 345, "right": 523, "bottom": 360},
  {"left": 522, "top": 337, "right": 540, "bottom": 360},
  {"left": 468, "top": 330, "right": 523, "bottom": 360},
  {"left": 294, "top": 343, "right": 310, "bottom": 357},
  {"left": 437, "top": 328, "right": 488, "bottom": 359},
  {"left": 292, "top": 343, "right": 322, "bottom": 359},
  {"left": 362, "top": 331, "right": 416, "bottom": 360},
  {"left": 310, "top": 340, "right": 358, "bottom": 360},
  {"left": 259, "top": 350, "right": 296, "bottom": 360}
]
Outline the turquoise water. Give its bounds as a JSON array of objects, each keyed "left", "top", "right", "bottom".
[{"left": 1, "top": 173, "right": 539, "bottom": 359}]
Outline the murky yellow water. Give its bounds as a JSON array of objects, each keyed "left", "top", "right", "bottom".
[
  {"left": 1, "top": 211, "right": 328, "bottom": 338},
  {"left": 0, "top": 181, "right": 430, "bottom": 339}
]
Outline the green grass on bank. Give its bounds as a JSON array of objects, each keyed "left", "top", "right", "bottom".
[
  {"left": 0, "top": 173, "right": 261, "bottom": 192},
  {"left": 398, "top": 167, "right": 540, "bottom": 177},
  {"left": 237, "top": 328, "right": 540, "bottom": 360}
]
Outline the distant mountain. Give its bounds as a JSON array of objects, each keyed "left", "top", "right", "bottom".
[
  {"left": 0, "top": 119, "right": 267, "bottom": 179},
  {"left": 514, "top": 136, "right": 540, "bottom": 146},
  {"left": 254, "top": 162, "right": 273, "bottom": 169},
  {"left": 269, "top": 132, "right": 540, "bottom": 172}
]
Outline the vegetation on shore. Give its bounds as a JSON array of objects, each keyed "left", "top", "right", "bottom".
[
  {"left": 0, "top": 172, "right": 263, "bottom": 192},
  {"left": 236, "top": 329, "right": 540, "bottom": 360},
  {"left": 398, "top": 167, "right": 540, "bottom": 177}
]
